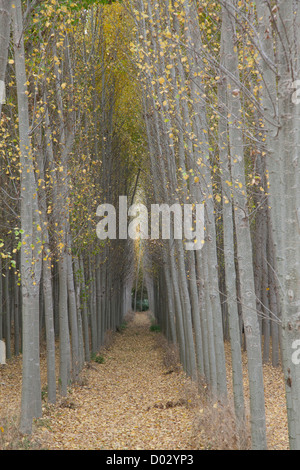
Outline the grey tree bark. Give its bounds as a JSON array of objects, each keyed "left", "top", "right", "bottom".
[
  {"left": 222, "top": 0, "right": 267, "bottom": 449},
  {"left": 218, "top": 26, "right": 245, "bottom": 427},
  {"left": 13, "top": 0, "right": 42, "bottom": 434},
  {"left": 181, "top": 0, "right": 228, "bottom": 397},
  {"left": 35, "top": 128, "right": 57, "bottom": 405},
  {"left": 274, "top": 0, "right": 300, "bottom": 449}
]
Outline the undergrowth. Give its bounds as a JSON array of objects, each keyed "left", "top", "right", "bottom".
[
  {"left": 154, "top": 331, "right": 251, "bottom": 450},
  {"left": 149, "top": 317, "right": 161, "bottom": 332},
  {"left": 91, "top": 353, "right": 105, "bottom": 364},
  {"left": 182, "top": 378, "right": 251, "bottom": 450},
  {"left": 0, "top": 415, "right": 44, "bottom": 450}
]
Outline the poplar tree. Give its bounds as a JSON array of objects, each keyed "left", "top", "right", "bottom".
[{"left": 13, "top": 0, "right": 42, "bottom": 434}]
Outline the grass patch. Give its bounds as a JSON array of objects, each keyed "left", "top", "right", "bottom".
[
  {"left": 150, "top": 323, "right": 161, "bottom": 332},
  {"left": 117, "top": 322, "right": 128, "bottom": 333},
  {"left": 149, "top": 318, "right": 161, "bottom": 332},
  {"left": 91, "top": 353, "right": 105, "bottom": 364}
]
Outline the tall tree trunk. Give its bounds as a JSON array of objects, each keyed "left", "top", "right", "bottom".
[
  {"left": 58, "top": 251, "right": 71, "bottom": 396},
  {"left": 79, "top": 256, "right": 91, "bottom": 362},
  {"left": 218, "top": 28, "right": 245, "bottom": 427},
  {"left": 274, "top": 0, "right": 300, "bottom": 449},
  {"left": 67, "top": 242, "right": 80, "bottom": 382},
  {"left": 13, "top": 0, "right": 42, "bottom": 434},
  {"left": 5, "top": 265, "right": 10, "bottom": 359},
  {"left": 222, "top": 0, "right": 267, "bottom": 449},
  {"left": 35, "top": 123, "right": 57, "bottom": 404}
]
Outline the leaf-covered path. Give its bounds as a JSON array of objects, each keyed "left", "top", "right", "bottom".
[
  {"left": 0, "top": 311, "right": 290, "bottom": 450},
  {"left": 36, "top": 312, "right": 196, "bottom": 450}
]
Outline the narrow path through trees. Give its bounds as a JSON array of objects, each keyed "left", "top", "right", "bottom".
[{"left": 33, "top": 312, "right": 197, "bottom": 450}]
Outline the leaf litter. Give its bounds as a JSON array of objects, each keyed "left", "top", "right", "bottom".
[{"left": 0, "top": 312, "right": 289, "bottom": 450}]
